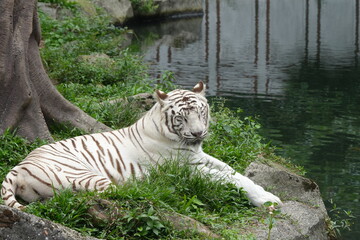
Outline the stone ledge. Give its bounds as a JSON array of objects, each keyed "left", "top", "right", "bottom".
[
  {"left": 0, "top": 205, "right": 100, "bottom": 240},
  {"left": 245, "top": 162, "right": 331, "bottom": 240}
]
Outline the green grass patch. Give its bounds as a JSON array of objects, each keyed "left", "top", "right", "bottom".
[{"left": 0, "top": 130, "right": 47, "bottom": 186}]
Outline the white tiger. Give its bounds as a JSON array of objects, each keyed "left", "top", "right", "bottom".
[{"left": 1, "top": 82, "right": 281, "bottom": 209}]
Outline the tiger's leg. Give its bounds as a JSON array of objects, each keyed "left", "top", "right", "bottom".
[
  {"left": 70, "top": 172, "right": 113, "bottom": 192},
  {"left": 193, "top": 153, "right": 282, "bottom": 207}
]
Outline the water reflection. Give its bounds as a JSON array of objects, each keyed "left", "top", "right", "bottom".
[{"left": 130, "top": 0, "right": 360, "bottom": 238}]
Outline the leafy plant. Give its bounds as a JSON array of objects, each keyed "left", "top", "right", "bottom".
[
  {"left": 130, "top": 0, "right": 158, "bottom": 15},
  {"left": 121, "top": 206, "right": 166, "bottom": 238},
  {"left": 326, "top": 199, "right": 355, "bottom": 238},
  {"left": 178, "top": 195, "right": 205, "bottom": 214},
  {"left": 263, "top": 201, "right": 281, "bottom": 240},
  {"left": 204, "top": 100, "right": 269, "bottom": 172}
]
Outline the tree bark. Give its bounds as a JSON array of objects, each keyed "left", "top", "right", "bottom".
[{"left": 0, "top": 0, "right": 111, "bottom": 142}]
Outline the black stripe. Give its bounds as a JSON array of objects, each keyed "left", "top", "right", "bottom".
[
  {"left": 78, "top": 174, "right": 94, "bottom": 186},
  {"left": 165, "top": 112, "right": 176, "bottom": 134},
  {"left": 21, "top": 162, "right": 53, "bottom": 184},
  {"left": 21, "top": 167, "right": 52, "bottom": 187},
  {"left": 130, "top": 126, "right": 154, "bottom": 162},
  {"left": 107, "top": 149, "right": 115, "bottom": 168},
  {"left": 137, "top": 163, "right": 144, "bottom": 175},
  {"left": 135, "top": 122, "right": 143, "bottom": 141},
  {"left": 81, "top": 139, "right": 102, "bottom": 171},
  {"left": 128, "top": 127, "right": 137, "bottom": 147},
  {"left": 130, "top": 163, "right": 135, "bottom": 176},
  {"left": 59, "top": 141, "right": 70, "bottom": 151},
  {"left": 2, "top": 194, "right": 12, "bottom": 201},
  {"left": 90, "top": 135, "right": 105, "bottom": 155},
  {"left": 32, "top": 187, "right": 41, "bottom": 196},
  {"left": 48, "top": 168, "right": 64, "bottom": 188},
  {"left": 100, "top": 132, "right": 111, "bottom": 144},
  {"left": 8, "top": 200, "right": 17, "bottom": 207},
  {"left": 97, "top": 151, "right": 116, "bottom": 183},
  {"left": 109, "top": 131, "right": 123, "bottom": 144},
  {"left": 142, "top": 117, "right": 145, "bottom": 129},
  {"left": 152, "top": 120, "right": 160, "bottom": 133},
  {"left": 70, "top": 138, "right": 79, "bottom": 151},
  {"left": 30, "top": 149, "right": 83, "bottom": 165},
  {"left": 108, "top": 137, "right": 126, "bottom": 170}
]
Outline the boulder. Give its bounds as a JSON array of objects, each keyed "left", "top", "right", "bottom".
[
  {"left": 86, "top": 198, "right": 220, "bottom": 239},
  {"left": 37, "top": 3, "right": 58, "bottom": 19},
  {"left": 37, "top": 2, "right": 74, "bottom": 20},
  {"left": 153, "top": 0, "right": 203, "bottom": 18},
  {"left": 92, "top": 0, "right": 133, "bottom": 24},
  {"left": 38, "top": 0, "right": 133, "bottom": 25},
  {"left": 0, "top": 205, "right": 100, "bottom": 240},
  {"left": 78, "top": 53, "right": 115, "bottom": 66},
  {"left": 244, "top": 162, "right": 330, "bottom": 240}
]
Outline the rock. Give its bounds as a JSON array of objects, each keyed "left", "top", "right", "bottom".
[
  {"left": 73, "top": 0, "right": 97, "bottom": 16},
  {"left": 78, "top": 53, "right": 115, "bottom": 66},
  {"left": 38, "top": 0, "right": 133, "bottom": 25},
  {"left": 92, "top": 0, "right": 133, "bottom": 24},
  {"left": 37, "top": 3, "right": 58, "bottom": 19},
  {"left": 86, "top": 198, "right": 219, "bottom": 239},
  {"left": 245, "top": 162, "right": 327, "bottom": 214},
  {"left": 244, "top": 162, "right": 330, "bottom": 240},
  {"left": 38, "top": 0, "right": 203, "bottom": 25},
  {"left": 161, "top": 212, "right": 220, "bottom": 239},
  {"left": 0, "top": 205, "right": 100, "bottom": 240},
  {"left": 37, "top": 2, "right": 74, "bottom": 20},
  {"left": 151, "top": 0, "right": 203, "bottom": 18},
  {"left": 107, "top": 93, "right": 156, "bottom": 110}
]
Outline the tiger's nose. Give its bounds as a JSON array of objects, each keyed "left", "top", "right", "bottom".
[{"left": 191, "top": 131, "right": 203, "bottom": 138}]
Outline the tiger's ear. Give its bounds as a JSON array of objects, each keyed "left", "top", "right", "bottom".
[
  {"left": 192, "top": 81, "right": 205, "bottom": 96},
  {"left": 154, "top": 89, "right": 169, "bottom": 106}
]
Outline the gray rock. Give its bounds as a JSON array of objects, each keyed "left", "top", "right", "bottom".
[
  {"left": 244, "top": 162, "right": 330, "bottom": 240},
  {"left": 245, "top": 162, "right": 327, "bottom": 213},
  {"left": 37, "top": 3, "right": 58, "bottom": 19},
  {"left": 37, "top": 2, "right": 74, "bottom": 20},
  {"left": 154, "top": 0, "right": 203, "bottom": 17},
  {"left": 0, "top": 205, "right": 100, "bottom": 240},
  {"left": 161, "top": 212, "right": 220, "bottom": 239},
  {"left": 78, "top": 53, "right": 114, "bottom": 66},
  {"left": 92, "top": 0, "right": 133, "bottom": 24}
]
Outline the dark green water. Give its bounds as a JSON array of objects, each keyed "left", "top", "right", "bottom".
[{"left": 131, "top": 0, "right": 360, "bottom": 238}]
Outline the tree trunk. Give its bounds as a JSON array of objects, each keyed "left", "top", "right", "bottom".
[{"left": 0, "top": 0, "right": 111, "bottom": 142}]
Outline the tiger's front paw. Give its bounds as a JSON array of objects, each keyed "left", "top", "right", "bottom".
[{"left": 249, "top": 191, "right": 282, "bottom": 207}]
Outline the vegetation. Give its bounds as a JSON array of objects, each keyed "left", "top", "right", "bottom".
[{"left": 130, "top": 0, "right": 158, "bottom": 16}]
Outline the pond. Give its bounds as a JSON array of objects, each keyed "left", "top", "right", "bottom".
[{"left": 130, "top": 0, "right": 360, "bottom": 238}]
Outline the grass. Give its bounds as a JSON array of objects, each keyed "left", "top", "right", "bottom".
[{"left": 0, "top": 3, "right": 289, "bottom": 239}]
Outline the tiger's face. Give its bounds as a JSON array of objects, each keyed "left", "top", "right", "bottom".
[{"left": 156, "top": 82, "right": 210, "bottom": 145}]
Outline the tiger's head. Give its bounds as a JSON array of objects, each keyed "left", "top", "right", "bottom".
[{"left": 155, "top": 81, "right": 210, "bottom": 146}]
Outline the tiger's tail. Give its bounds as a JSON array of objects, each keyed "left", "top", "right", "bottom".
[{"left": 1, "top": 170, "right": 24, "bottom": 210}]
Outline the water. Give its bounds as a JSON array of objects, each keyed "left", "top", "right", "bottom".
[{"left": 130, "top": 0, "right": 360, "bottom": 238}]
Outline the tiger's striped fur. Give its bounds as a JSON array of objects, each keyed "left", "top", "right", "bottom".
[{"left": 1, "top": 82, "right": 281, "bottom": 209}]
